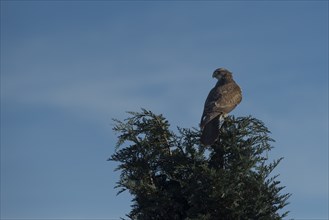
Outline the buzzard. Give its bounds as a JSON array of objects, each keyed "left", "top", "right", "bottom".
[{"left": 200, "top": 68, "right": 242, "bottom": 146}]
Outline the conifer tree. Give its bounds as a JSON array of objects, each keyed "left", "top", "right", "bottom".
[{"left": 110, "top": 109, "right": 291, "bottom": 220}]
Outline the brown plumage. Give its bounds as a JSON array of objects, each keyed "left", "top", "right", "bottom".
[{"left": 200, "top": 68, "right": 242, "bottom": 146}]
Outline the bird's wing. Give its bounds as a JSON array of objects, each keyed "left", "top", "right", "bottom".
[
  {"left": 214, "top": 82, "right": 242, "bottom": 111},
  {"left": 200, "top": 81, "right": 242, "bottom": 128}
]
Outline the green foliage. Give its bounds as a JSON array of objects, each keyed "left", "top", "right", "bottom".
[{"left": 110, "top": 109, "right": 291, "bottom": 220}]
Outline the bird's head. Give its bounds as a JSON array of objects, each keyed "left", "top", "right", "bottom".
[{"left": 212, "top": 68, "right": 232, "bottom": 80}]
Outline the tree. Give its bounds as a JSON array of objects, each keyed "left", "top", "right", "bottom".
[{"left": 110, "top": 109, "right": 291, "bottom": 220}]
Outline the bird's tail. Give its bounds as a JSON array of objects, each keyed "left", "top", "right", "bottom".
[{"left": 200, "top": 115, "right": 220, "bottom": 146}]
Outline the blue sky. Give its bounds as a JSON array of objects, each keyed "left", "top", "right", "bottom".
[{"left": 1, "top": 1, "right": 328, "bottom": 219}]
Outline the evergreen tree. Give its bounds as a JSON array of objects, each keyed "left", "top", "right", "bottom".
[{"left": 110, "top": 109, "right": 291, "bottom": 220}]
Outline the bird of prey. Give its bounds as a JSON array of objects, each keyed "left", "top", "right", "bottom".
[{"left": 200, "top": 68, "right": 242, "bottom": 146}]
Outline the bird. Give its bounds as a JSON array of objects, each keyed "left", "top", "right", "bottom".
[{"left": 200, "top": 68, "right": 242, "bottom": 146}]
